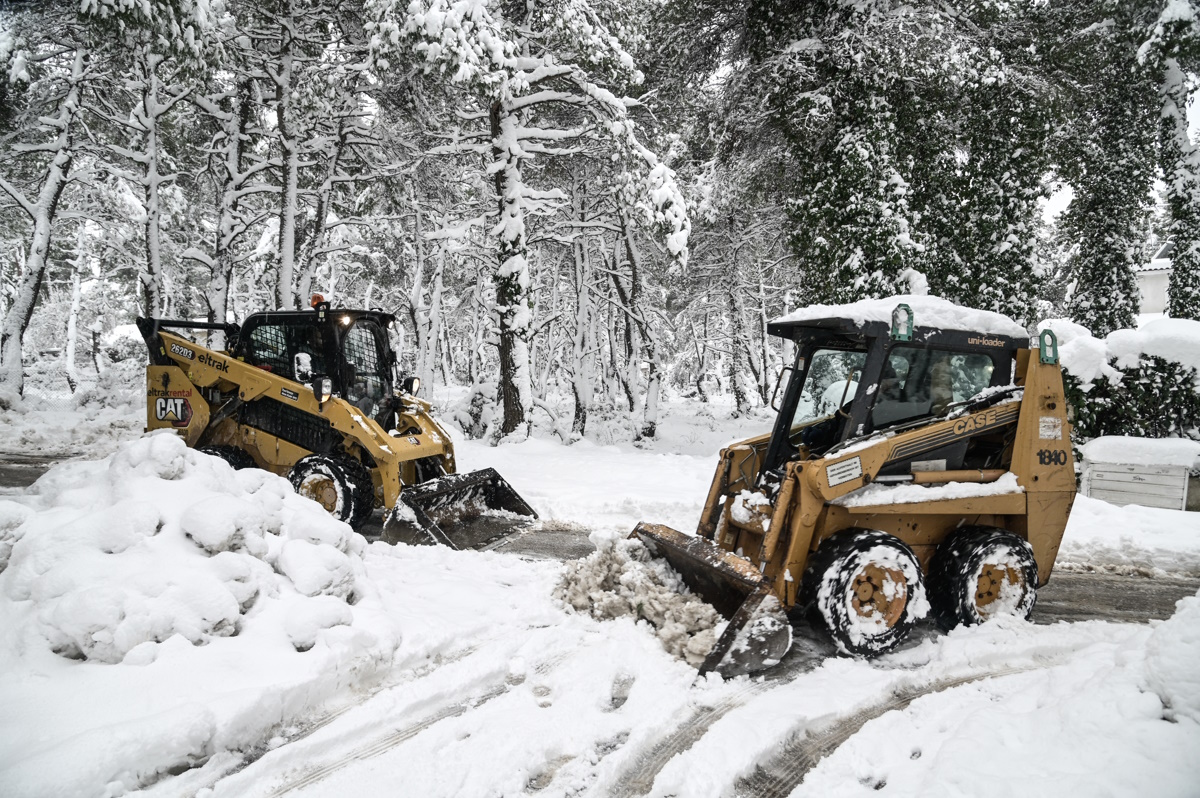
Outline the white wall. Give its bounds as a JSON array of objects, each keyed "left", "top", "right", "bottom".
[{"left": 1139, "top": 270, "right": 1170, "bottom": 314}]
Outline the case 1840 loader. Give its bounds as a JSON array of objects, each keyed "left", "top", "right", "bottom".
[
  {"left": 628, "top": 296, "right": 1076, "bottom": 677},
  {"left": 137, "top": 300, "right": 536, "bottom": 548}
]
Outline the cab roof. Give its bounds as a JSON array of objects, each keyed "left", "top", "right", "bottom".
[
  {"left": 767, "top": 294, "right": 1028, "bottom": 345},
  {"left": 244, "top": 307, "right": 396, "bottom": 327}
]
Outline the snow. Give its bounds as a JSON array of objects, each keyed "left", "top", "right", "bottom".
[
  {"left": 832, "top": 472, "right": 1023, "bottom": 507},
  {"left": 1107, "top": 317, "right": 1200, "bottom": 372},
  {"left": 1057, "top": 495, "right": 1200, "bottom": 577},
  {"left": 555, "top": 532, "right": 722, "bottom": 667},
  {"left": 1043, "top": 316, "right": 1200, "bottom": 386},
  {"left": 1081, "top": 435, "right": 1200, "bottom": 469},
  {"left": 0, "top": 433, "right": 400, "bottom": 795},
  {"left": 772, "top": 294, "right": 1028, "bottom": 338},
  {"left": 1, "top": 400, "right": 1199, "bottom": 796}
]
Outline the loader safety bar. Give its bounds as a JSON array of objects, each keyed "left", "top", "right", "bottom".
[{"left": 137, "top": 317, "right": 241, "bottom": 365}]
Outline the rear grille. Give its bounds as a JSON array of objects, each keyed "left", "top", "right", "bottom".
[{"left": 239, "top": 398, "right": 338, "bottom": 454}]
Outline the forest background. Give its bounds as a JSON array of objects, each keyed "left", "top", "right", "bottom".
[{"left": 1, "top": 0, "right": 1198, "bottom": 444}]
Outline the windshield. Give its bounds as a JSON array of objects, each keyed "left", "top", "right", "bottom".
[
  {"left": 785, "top": 348, "right": 867, "bottom": 432},
  {"left": 871, "top": 346, "right": 995, "bottom": 429}
]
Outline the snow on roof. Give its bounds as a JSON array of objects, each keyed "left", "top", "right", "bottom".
[
  {"left": 1081, "top": 436, "right": 1200, "bottom": 469},
  {"left": 771, "top": 295, "right": 1028, "bottom": 338}
]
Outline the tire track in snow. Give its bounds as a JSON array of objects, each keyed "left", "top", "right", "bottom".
[
  {"left": 264, "top": 653, "right": 568, "bottom": 797},
  {"left": 606, "top": 634, "right": 835, "bottom": 798},
  {"left": 730, "top": 658, "right": 1068, "bottom": 798},
  {"left": 609, "top": 638, "right": 1070, "bottom": 798}
]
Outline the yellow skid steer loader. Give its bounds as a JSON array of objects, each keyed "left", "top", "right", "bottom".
[
  {"left": 625, "top": 297, "right": 1075, "bottom": 677},
  {"left": 137, "top": 301, "right": 535, "bottom": 548}
]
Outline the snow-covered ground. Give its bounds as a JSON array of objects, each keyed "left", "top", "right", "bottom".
[{"left": 1, "top": 399, "right": 1198, "bottom": 797}]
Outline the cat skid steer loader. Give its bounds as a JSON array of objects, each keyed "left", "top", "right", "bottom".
[
  {"left": 137, "top": 301, "right": 535, "bottom": 548},
  {"left": 627, "top": 296, "right": 1075, "bottom": 677}
]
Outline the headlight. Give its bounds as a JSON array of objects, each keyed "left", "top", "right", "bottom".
[{"left": 401, "top": 376, "right": 421, "bottom": 396}]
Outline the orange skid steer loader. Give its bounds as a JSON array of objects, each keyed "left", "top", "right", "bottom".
[
  {"left": 627, "top": 297, "right": 1076, "bottom": 677},
  {"left": 138, "top": 301, "right": 536, "bottom": 548}
]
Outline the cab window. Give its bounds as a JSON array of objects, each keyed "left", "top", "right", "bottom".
[
  {"left": 784, "top": 349, "right": 867, "bottom": 434},
  {"left": 343, "top": 321, "right": 387, "bottom": 416},
  {"left": 871, "top": 347, "right": 994, "bottom": 429},
  {"left": 246, "top": 323, "right": 328, "bottom": 381}
]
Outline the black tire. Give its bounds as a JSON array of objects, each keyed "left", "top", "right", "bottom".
[
  {"left": 927, "top": 526, "right": 1038, "bottom": 630},
  {"left": 338, "top": 455, "right": 376, "bottom": 529},
  {"left": 799, "top": 529, "right": 927, "bottom": 657},
  {"left": 198, "top": 445, "right": 256, "bottom": 470},
  {"left": 289, "top": 454, "right": 374, "bottom": 529}
]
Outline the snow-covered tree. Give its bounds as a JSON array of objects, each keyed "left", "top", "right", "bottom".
[
  {"left": 367, "top": 0, "right": 689, "bottom": 438},
  {"left": 1142, "top": 0, "right": 1200, "bottom": 321}
]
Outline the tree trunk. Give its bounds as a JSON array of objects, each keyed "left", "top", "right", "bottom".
[
  {"left": 0, "top": 50, "right": 83, "bottom": 398},
  {"left": 274, "top": 1, "right": 299, "bottom": 310},
  {"left": 139, "top": 50, "right": 166, "bottom": 317},
  {"left": 569, "top": 222, "right": 594, "bottom": 436},
  {"left": 491, "top": 103, "right": 533, "bottom": 437}
]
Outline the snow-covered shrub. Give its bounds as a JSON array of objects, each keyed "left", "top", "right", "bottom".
[
  {"left": 450, "top": 380, "right": 497, "bottom": 440},
  {"left": 74, "top": 357, "right": 143, "bottom": 409},
  {"left": 1065, "top": 355, "right": 1200, "bottom": 442},
  {"left": 0, "top": 431, "right": 397, "bottom": 663},
  {"left": 102, "top": 325, "right": 144, "bottom": 364},
  {"left": 1045, "top": 318, "right": 1200, "bottom": 444}
]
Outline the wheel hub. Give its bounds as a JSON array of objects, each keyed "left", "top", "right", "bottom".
[
  {"left": 300, "top": 475, "right": 339, "bottom": 513},
  {"left": 975, "top": 563, "right": 1023, "bottom": 618},
  {"left": 851, "top": 563, "right": 907, "bottom": 627}
]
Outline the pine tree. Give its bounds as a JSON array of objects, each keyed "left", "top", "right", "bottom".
[
  {"left": 1052, "top": 1, "right": 1159, "bottom": 336},
  {"left": 1142, "top": 1, "right": 1200, "bottom": 320}
]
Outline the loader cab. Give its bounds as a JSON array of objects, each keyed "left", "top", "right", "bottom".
[
  {"left": 235, "top": 307, "right": 399, "bottom": 415},
  {"left": 761, "top": 311, "right": 1022, "bottom": 476}
]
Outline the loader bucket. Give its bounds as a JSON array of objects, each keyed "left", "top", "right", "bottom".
[
  {"left": 383, "top": 468, "right": 538, "bottom": 550},
  {"left": 633, "top": 523, "right": 792, "bottom": 678}
]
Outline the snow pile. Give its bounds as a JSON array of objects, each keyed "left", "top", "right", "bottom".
[
  {"left": 1145, "top": 591, "right": 1200, "bottom": 724},
  {"left": 1081, "top": 435, "right": 1200, "bottom": 469},
  {"left": 554, "top": 532, "right": 723, "bottom": 666},
  {"left": 773, "top": 294, "right": 1028, "bottom": 338},
  {"left": 833, "top": 472, "right": 1023, "bottom": 507},
  {"left": 0, "top": 432, "right": 400, "bottom": 795},
  {"left": 1043, "top": 316, "right": 1200, "bottom": 386},
  {"left": 3, "top": 433, "right": 377, "bottom": 662},
  {"left": 1057, "top": 495, "right": 1200, "bottom": 577}
]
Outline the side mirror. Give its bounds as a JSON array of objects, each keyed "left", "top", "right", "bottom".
[
  {"left": 293, "top": 352, "right": 313, "bottom": 382},
  {"left": 401, "top": 376, "right": 421, "bottom": 396},
  {"left": 770, "top": 366, "right": 794, "bottom": 411},
  {"left": 313, "top": 376, "right": 332, "bottom": 404}
]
